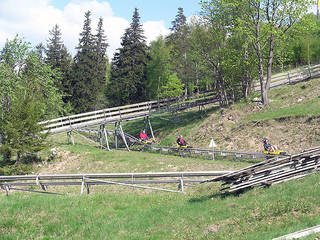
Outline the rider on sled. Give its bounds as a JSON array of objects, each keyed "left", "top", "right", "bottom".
[
  {"left": 263, "top": 138, "right": 276, "bottom": 152},
  {"left": 176, "top": 135, "right": 190, "bottom": 148},
  {"left": 139, "top": 130, "right": 152, "bottom": 144},
  {"left": 262, "top": 138, "right": 286, "bottom": 155}
]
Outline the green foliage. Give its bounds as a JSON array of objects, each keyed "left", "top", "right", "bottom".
[
  {"left": 146, "top": 37, "right": 172, "bottom": 100},
  {"left": 93, "top": 17, "right": 109, "bottom": 109},
  {"left": 1, "top": 90, "right": 48, "bottom": 162},
  {"left": 107, "top": 8, "right": 149, "bottom": 106},
  {"left": 0, "top": 36, "right": 63, "bottom": 164},
  {"left": 71, "top": 11, "right": 109, "bottom": 113},
  {"left": 201, "top": 0, "right": 312, "bottom": 105},
  {"left": 45, "top": 24, "right": 73, "bottom": 105},
  {"left": 167, "top": 7, "right": 192, "bottom": 96},
  {"left": 160, "top": 73, "right": 184, "bottom": 98}
]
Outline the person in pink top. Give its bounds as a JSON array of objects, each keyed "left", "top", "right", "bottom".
[
  {"left": 139, "top": 129, "right": 149, "bottom": 142},
  {"left": 176, "top": 135, "right": 187, "bottom": 147}
]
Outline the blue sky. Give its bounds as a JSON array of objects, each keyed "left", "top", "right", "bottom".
[
  {"left": 51, "top": 0, "right": 202, "bottom": 28},
  {"left": 0, "top": 0, "right": 202, "bottom": 57}
]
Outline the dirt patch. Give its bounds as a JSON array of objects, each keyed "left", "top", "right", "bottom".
[
  {"left": 38, "top": 149, "right": 82, "bottom": 174},
  {"left": 193, "top": 110, "right": 320, "bottom": 154},
  {"left": 203, "top": 219, "right": 233, "bottom": 236}
]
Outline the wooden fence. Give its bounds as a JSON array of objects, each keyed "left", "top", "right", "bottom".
[
  {"left": 254, "top": 64, "right": 320, "bottom": 91},
  {"left": 40, "top": 64, "right": 320, "bottom": 135},
  {"left": 39, "top": 91, "right": 218, "bottom": 134},
  {"left": 0, "top": 171, "right": 232, "bottom": 195}
]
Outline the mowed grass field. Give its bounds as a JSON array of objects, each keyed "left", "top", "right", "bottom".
[{"left": 1, "top": 134, "right": 320, "bottom": 239}]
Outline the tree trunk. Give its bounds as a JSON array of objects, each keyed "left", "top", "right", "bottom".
[
  {"left": 241, "top": 44, "right": 250, "bottom": 98},
  {"left": 256, "top": 41, "right": 268, "bottom": 106},
  {"left": 0, "top": 134, "right": 11, "bottom": 163},
  {"left": 218, "top": 75, "right": 228, "bottom": 106},
  {"left": 266, "top": 34, "right": 275, "bottom": 92},
  {"left": 16, "top": 151, "right": 22, "bottom": 163},
  {"left": 184, "top": 50, "right": 188, "bottom": 97}
]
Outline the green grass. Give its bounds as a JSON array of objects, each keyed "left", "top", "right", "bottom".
[
  {"left": 1, "top": 173, "right": 320, "bottom": 239},
  {"left": 45, "top": 133, "right": 249, "bottom": 174},
  {"left": 123, "top": 106, "right": 220, "bottom": 147},
  {"left": 245, "top": 98, "right": 320, "bottom": 122},
  {"left": 2, "top": 78, "right": 320, "bottom": 239}
]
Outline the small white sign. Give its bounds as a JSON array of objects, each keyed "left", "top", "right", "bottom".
[{"left": 209, "top": 139, "right": 217, "bottom": 148}]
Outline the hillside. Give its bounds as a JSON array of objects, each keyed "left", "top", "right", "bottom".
[
  {"left": 140, "top": 77, "right": 320, "bottom": 155},
  {"left": 1, "top": 77, "right": 320, "bottom": 240}
]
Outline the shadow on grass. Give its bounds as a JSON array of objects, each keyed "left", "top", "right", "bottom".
[
  {"left": 188, "top": 186, "right": 251, "bottom": 203},
  {"left": 188, "top": 192, "right": 229, "bottom": 203},
  {"left": 123, "top": 105, "right": 220, "bottom": 138}
]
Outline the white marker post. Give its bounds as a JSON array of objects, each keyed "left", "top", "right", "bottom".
[{"left": 209, "top": 139, "right": 217, "bottom": 160}]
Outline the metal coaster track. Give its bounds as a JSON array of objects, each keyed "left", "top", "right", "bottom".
[
  {"left": 76, "top": 127, "right": 282, "bottom": 161},
  {"left": 0, "top": 171, "right": 233, "bottom": 196}
]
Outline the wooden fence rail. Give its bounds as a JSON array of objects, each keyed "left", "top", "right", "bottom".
[
  {"left": 0, "top": 171, "right": 232, "bottom": 195},
  {"left": 254, "top": 64, "right": 320, "bottom": 91},
  {"left": 203, "top": 146, "right": 320, "bottom": 194},
  {"left": 40, "top": 64, "right": 320, "bottom": 135},
  {"left": 40, "top": 93, "right": 218, "bottom": 134}
]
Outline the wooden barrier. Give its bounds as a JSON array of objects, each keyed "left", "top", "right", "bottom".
[
  {"left": 203, "top": 146, "right": 320, "bottom": 194},
  {"left": 0, "top": 171, "right": 232, "bottom": 195},
  {"left": 253, "top": 64, "right": 320, "bottom": 91},
  {"left": 40, "top": 93, "right": 218, "bottom": 134},
  {"left": 39, "top": 64, "right": 320, "bottom": 135}
]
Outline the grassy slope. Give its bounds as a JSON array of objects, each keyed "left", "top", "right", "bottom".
[
  {"left": 142, "top": 78, "right": 320, "bottom": 154},
  {"left": 1, "top": 173, "right": 320, "bottom": 239},
  {"left": 120, "top": 78, "right": 320, "bottom": 155},
  {"left": 1, "top": 134, "right": 320, "bottom": 239},
  {"left": 1, "top": 78, "right": 320, "bottom": 239}
]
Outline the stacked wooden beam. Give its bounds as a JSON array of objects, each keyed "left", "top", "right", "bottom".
[{"left": 203, "top": 146, "right": 320, "bottom": 193}]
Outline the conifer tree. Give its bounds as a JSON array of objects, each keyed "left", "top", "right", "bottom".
[
  {"left": 71, "top": 11, "right": 99, "bottom": 113},
  {"left": 45, "top": 24, "right": 72, "bottom": 103},
  {"left": 93, "top": 17, "right": 109, "bottom": 108},
  {"left": 168, "top": 7, "right": 191, "bottom": 96},
  {"left": 107, "top": 8, "right": 149, "bottom": 106}
]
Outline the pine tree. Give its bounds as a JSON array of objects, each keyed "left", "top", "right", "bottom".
[
  {"left": 107, "top": 8, "right": 149, "bottom": 106},
  {"left": 93, "top": 17, "right": 109, "bottom": 108},
  {"left": 45, "top": 24, "right": 72, "bottom": 103},
  {"left": 71, "top": 11, "right": 99, "bottom": 113},
  {"left": 168, "top": 7, "right": 190, "bottom": 96}
]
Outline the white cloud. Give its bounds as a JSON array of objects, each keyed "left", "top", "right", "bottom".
[
  {"left": 143, "top": 21, "right": 170, "bottom": 44},
  {"left": 0, "top": 0, "right": 169, "bottom": 58}
]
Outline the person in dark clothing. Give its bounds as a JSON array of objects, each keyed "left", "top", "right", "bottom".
[
  {"left": 263, "top": 138, "right": 276, "bottom": 152},
  {"left": 177, "top": 135, "right": 187, "bottom": 147}
]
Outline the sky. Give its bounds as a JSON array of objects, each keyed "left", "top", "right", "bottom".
[{"left": 0, "top": 0, "right": 202, "bottom": 57}]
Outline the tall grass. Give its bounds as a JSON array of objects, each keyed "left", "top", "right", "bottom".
[{"left": 1, "top": 173, "right": 320, "bottom": 239}]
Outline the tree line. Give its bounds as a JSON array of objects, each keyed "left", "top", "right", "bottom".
[
  {"left": 0, "top": 1, "right": 319, "bottom": 167},
  {"left": 35, "top": 2, "right": 319, "bottom": 113}
]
